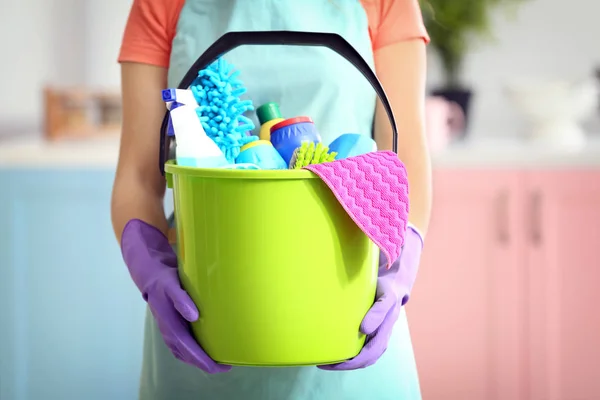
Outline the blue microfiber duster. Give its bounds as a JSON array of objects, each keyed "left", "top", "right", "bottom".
[{"left": 190, "top": 58, "right": 257, "bottom": 163}]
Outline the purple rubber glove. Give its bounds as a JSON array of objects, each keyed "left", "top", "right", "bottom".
[
  {"left": 120, "top": 219, "right": 231, "bottom": 374},
  {"left": 319, "top": 225, "right": 424, "bottom": 371}
]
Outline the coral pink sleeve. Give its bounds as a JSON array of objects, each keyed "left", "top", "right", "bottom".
[
  {"left": 118, "top": 0, "right": 184, "bottom": 68},
  {"left": 362, "top": 0, "right": 430, "bottom": 51}
]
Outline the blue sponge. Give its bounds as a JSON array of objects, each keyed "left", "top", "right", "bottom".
[
  {"left": 190, "top": 58, "right": 257, "bottom": 163},
  {"left": 328, "top": 133, "right": 377, "bottom": 160}
]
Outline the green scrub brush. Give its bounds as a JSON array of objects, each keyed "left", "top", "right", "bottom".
[{"left": 290, "top": 142, "right": 337, "bottom": 169}]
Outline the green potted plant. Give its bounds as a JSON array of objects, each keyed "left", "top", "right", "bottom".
[{"left": 421, "top": 0, "right": 530, "bottom": 128}]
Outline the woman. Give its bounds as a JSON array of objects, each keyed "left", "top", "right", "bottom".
[{"left": 112, "top": 0, "right": 432, "bottom": 398}]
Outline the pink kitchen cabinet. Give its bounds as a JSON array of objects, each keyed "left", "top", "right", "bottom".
[
  {"left": 408, "top": 170, "right": 526, "bottom": 400},
  {"left": 525, "top": 171, "right": 600, "bottom": 400},
  {"left": 407, "top": 169, "right": 600, "bottom": 400}
]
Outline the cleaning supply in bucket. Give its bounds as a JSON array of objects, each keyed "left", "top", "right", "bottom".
[
  {"left": 169, "top": 103, "right": 229, "bottom": 168},
  {"left": 236, "top": 140, "right": 287, "bottom": 169},
  {"left": 328, "top": 133, "right": 378, "bottom": 160},
  {"left": 303, "top": 151, "right": 410, "bottom": 269},
  {"left": 162, "top": 88, "right": 198, "bottom": 110},
  {"left": 190, "top": 58, "right": 257, "bottom": 163},
  {"left": 290, "top": 141, "right": 337, "bottom": 169},
  {"left": 162, "top": 88, "right": 200, "bottom": 145},
  {"left": 256, "top": 102, "right": 285, "bottom": 141},
  {"left": 270, "top": 116, "right": 322, "bottom": 165}
]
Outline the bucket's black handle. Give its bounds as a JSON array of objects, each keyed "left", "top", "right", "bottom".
[{"left": 159, "top": 31, "right": 398, "bottom": 175}]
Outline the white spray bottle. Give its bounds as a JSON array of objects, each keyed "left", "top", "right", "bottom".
[{"left": 169, "top": 103, "right": 229, "bottom": 168}]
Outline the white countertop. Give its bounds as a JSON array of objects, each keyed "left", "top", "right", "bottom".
[
  {"left": 0, "top": 135, "right": 121, "bottom": 168},
  {"left": 1, "top": 135, "right": 600, "bottom": 169}
]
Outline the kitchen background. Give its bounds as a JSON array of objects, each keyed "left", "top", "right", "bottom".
[
  {"left": 2, "top": 0, "right": 599, "bottom": 138},
  {"left": 1, "top": 0, "right": 599, "bottom": 399}
]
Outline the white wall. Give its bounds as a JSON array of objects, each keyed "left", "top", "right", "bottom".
[
  {"left": 0, "top": 0, "right": 62, "bottom": 132},
  {"left": 0, "top": 0, "right": 129, "bottom": 135},
  {"left": 84, "top": 0, "right": 133, "bottom": 88},
  {"left": 0, "top": 0, "right": 597, "bottom": 137},
  {"left": 426, "top": 0, "right": 600, "bottom": 137}
]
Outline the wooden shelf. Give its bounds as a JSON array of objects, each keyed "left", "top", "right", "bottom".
[{"left": 43, "top": 86, "right": 122, "bottom": 140}]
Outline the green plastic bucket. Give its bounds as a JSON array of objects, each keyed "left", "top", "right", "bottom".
[
  {"left": 165, "top": 162, "right": 378, "bottom": 366},
  {"left": 160, "top": 31, "right": 401, "bottom": 366}
]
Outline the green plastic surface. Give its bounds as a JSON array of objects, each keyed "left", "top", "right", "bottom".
[{"left": 164, "top": 160, "right": 378, "bottom": 366}]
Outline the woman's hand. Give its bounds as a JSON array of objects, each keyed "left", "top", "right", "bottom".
[
  {"left": 121, "top": 219, "right": 232, "bottom": 374},
  {"left": 318, "top": 226, "right": 424, "bottom": 371}
]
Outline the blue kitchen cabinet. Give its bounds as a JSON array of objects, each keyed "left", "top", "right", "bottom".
[{"left": 0, "top": 168, "right": 146, "bottom": 400}]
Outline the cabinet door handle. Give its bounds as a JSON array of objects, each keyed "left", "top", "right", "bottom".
[
  {"left": 495, "top": 189, "right": 509, "bottom": 245},
  {"left": 530, "top": 190, "right": 543, "bottom": 246}
]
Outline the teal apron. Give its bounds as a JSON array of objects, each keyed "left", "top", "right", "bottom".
[{"left": 141, "top": 1, "right": 422, "bottom": 398}]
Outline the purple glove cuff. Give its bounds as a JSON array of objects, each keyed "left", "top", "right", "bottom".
[
  {"left": 120, "top": 219, "right": 178, "bottom": 299},
  {"left": 379, "top": 225, "right": 424, "bottom": 306},
  {"left": 406, "top": 222, "right": 424, "bottom": 248}
]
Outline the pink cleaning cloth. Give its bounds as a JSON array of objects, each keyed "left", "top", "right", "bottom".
[{"left": 303, "top": 151, "right": 410, "bottom": 269}]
